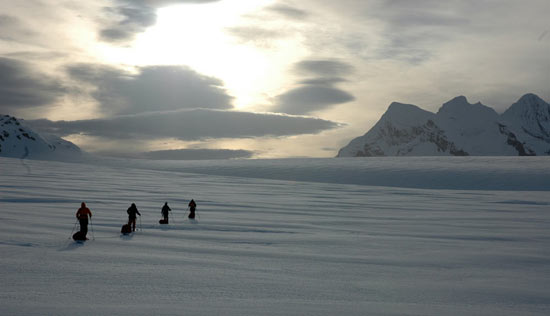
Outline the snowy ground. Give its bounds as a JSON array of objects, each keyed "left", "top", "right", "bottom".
[{"left": 1, "top": 156, "right": 549, "bottom": 315}]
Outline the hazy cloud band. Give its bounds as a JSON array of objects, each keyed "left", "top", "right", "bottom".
[{"left": 28, "top": 109, "right": 341, "bottom": 140}]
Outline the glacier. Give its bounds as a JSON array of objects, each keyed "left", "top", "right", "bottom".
[{"left": 1, "top": 156, "right": 549, "bottom": 315}]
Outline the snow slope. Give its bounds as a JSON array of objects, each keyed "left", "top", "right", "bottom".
[
  {"left": 85, "top": 155, "right": 550, "bottom": 191},
  {"left": 0, "top": 115, "right": 82, "bottom": 161},
  {"left": 338, "top": 94, "right": 550, "bottom": 157},
  {"left": 1, "top": 156, "right": 550, "bottom": 315}
]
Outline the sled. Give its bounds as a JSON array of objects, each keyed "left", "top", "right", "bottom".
[
  {"left": 73, "top": 231, "right": 87, "bottom": 241},
  {"left": 121, "top": 224, "right": 132, "bottom": 235},
  {"left": 159, "top": 219, "right": 168, "bottom": 224}
]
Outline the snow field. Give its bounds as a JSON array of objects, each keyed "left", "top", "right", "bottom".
[
  {"left": 1, "top": 157, "right": 550, "bottom": 315},
  {"left": 86, "top": 156, "right": 550, "bottom": 191}
]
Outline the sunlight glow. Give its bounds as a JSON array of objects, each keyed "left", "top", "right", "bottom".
[{"left": 95, "top": 0, "right": 307, "bottom": 110}]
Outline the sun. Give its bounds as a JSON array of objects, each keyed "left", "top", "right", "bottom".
[{"left": 94, "top": 0, "right": 307, "bottom": 111}]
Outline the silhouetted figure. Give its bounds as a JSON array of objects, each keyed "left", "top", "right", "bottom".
[
  {"left": 76, "top": 202, "right": 92, "bottom": 237},
  {"left": 161, "top": 202, "right": 171, "bottom": 223},
  {"left": 188, "top": 199, "right": 196, "bottom": 219},
  {"left": 127, "top": 203, "right": 141, "bottom": 232}
]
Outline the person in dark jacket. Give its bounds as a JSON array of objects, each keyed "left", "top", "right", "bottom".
[
  {"left": 127, "top": 203, "right": 141, "bottom": 232},
  {"left": 161, "top": 202, "right": 171, "bottom": 223},
  {"left": 188, "top": 199, "right": 197, "bottom": 219},
  {"left": 76, "top": 202, "right": 92, "bottom": 237}
]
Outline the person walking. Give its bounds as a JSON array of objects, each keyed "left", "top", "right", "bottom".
[
  {"left": 76, "top": 202, "right": 92, "bottom": 237},
  {"left": 127, "top": 203, "right": 141, "bottom": 232},
  {"left": 188, "top": 199, "right": 197, "bottom": 219},
  {"left": 161, "top": 202, "right": 171, "bottom": 224}
]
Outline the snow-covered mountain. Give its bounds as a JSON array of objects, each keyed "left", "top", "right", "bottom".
[
  {"left": 501, "top": 93, "right": 550, "bottom": 155},
  {"left": 337, "top": 94, "right": 550, "bottom": 157},
  {"left": 0, "top": 114, "right": 82, "bottom": 161}
]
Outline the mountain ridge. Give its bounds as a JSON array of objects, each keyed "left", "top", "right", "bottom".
[{"left": 337, "top": 93, "right": 550, "bottom": 157}]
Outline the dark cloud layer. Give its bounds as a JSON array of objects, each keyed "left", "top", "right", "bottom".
[
  {"left": 273, "top": 59, "right": 355, "bottom": 115},
  {"left": 0, "top": 57, "right": 65, "bottom": 114},
  {"left": 68, "top": 64, "right": 233, "bottom": 115},
  {"left": 99, "top": 0, "right": 220, "bottom": 43},
  {"left": 28, "top": 109, "right": 340, "bottom": 140},
  {"left": 142, "top": 148, "right": 253, "bottom": 160},
  {"left": 274, "top": 85, "right": 355, "bottom": 115},
  {"left": 99, "top": 148, "right": 253, "bottom": 160}
]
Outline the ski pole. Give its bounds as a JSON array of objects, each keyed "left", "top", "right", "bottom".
[
  {"left": 90, "top": 217, "right": 95, "bottom": 240},
  {"left": 69, "top": 219, "right": 78, "bottom": 239},
  {"left": 139, "top": 215, "right": 142, "bottom": 231}
]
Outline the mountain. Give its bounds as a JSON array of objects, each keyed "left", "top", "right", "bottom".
[
  {"left": 337, "top": 94, "right": 550, "bottom": 157},
  {"left": 0, "top": 114, "right": 83, "bottom": 161},
  {"left": 501, "top": 94, "right": 550, "bottom": 155}
]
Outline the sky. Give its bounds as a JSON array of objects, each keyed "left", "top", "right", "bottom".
[{"left": 0, "top": 0, "right": 549, "bottom": 159}]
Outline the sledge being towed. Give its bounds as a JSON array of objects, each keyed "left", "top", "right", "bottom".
[{"left": 72, "top": 231, "right": 88, "bottom": 242}]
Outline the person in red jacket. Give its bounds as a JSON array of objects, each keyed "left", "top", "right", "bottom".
[{"left": 76, "top": 202, "right": 92, "bottom": 237}]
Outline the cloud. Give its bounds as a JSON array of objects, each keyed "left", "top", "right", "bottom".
[
  {"left": 0, "top": 15, "right": 27, "bottom": 41},
  {"left": 375, "top": 0, "right": 470, "bottom": 28},
  {"left": 27, "top": 109, "right": 341, "bottom": 140},
  {"left": 0, "top": 57, "right": 65, "bottom": 115},
  {"left": 370, "top": 1, "right": 471, "bottom": 63},
  {"left": 291, "top": 0, "right": 475, "bottom": 64},
  {"left": 298, "top": 78, "right": 348, "bottom": 86},
  {"left": 3, "top": 51, "right": 67, "bottom": 61},
  {"left": 225, "top": 26, "right": 288, "bottom": 48},
  {"left": 272, "top": 59, "right": 355, "bottom": 115},
  {"left": 539, "top": 30, "right": 549, "bottom": 41},
  {"left": 99, "top": 0, "right": 220, "bottom": 43},
  {"left": 225, "top": 3, "right": 307, "bottom": 48},
  {"left": 273, "top": 86, "right": 355, "bottom": 115},
  {"left": 267, "top": 4, "right": 308, "bottom": 19},
  {"left": 294, "top": 59, "right": 355, "bottom": 77},
  {"left": 0, "top": 13, "right": 43, "bottom": 45},
  {"left": 68, "top": 64, "right": 233, "bottom": 115},
  {"left": 140, "top": 148, "right": 254, "bottom": 160},
  {"left": 99, "top": 6, "right": 155, "bottom": 42}
]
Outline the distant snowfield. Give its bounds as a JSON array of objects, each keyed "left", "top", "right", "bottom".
[
  {"left": 1, "top": 157, "right": 549, "bottom": 315},
  {"left": 91, "top": 156, "right": 550, "bottom": 191}
]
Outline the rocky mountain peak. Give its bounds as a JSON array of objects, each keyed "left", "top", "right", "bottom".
[
  {"left": 380, "top": 102, "right": 434, "bottom": 127},
  {"left": 337, "top": 94, "right": 550, "bottom": 157},
  {"left": 517, "top": 93, "right": 546, "bottom": 106},
  {"left": 504, "top": 93, "right": 550, "bottom": 119},
  {"left": 437, "top": 96, "right": 498, "bottom": 120}
]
